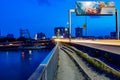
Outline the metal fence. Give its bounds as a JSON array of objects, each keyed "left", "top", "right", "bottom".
[{"left": 29, "top": 43, "right": 59, "bottom": 80}]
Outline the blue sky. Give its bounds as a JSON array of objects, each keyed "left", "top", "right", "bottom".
[{"left": 0, "top": 0, "right": 120, "bottom": 38}]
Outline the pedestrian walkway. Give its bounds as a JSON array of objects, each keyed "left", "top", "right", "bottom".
[
  {"left": 55, "top": 47, "right": 86, "bottom": 80},
  {"left": 62, "top": 45, "right": 110, "bottom": 80}
]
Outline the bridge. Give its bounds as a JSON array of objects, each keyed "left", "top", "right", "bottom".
[
  {"left": 55, "top": 39, "right": 120, "bottom": 54},
  {"left": 28, "top": 39, "right": 120, "bottom": 80}
]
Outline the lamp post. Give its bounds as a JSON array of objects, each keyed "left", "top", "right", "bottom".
[
  {"left": 115, "top": 9, "right": 119, "bottom": 40},
  {"left": 68, "top": 9, "right": 75, "bottom": 42}
]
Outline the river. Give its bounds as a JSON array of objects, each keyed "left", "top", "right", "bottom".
[{"left": 0, "top": 50, "right": 51, "bottom": 80}]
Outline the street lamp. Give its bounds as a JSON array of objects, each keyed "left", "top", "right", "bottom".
[
  {"left": 68, "top": 9, "right": 75, "bottom": 42},
  {"left": 115, "top": 9, "right": 119, "bottom": 40}
]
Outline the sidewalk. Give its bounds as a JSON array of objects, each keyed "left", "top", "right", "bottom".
[
  {"left": 62, "top": 45, "right": 110, "bottom": 80},
  {"left": 55, "top": 48, "right": 85, "bottom": 80}
]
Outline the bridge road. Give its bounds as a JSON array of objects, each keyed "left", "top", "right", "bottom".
[
  {"left": 73, "top": 42, "right": 120, "bottom": 55},
  {"left": 54, "top": 39, "right": 120, "bottom": 54}
]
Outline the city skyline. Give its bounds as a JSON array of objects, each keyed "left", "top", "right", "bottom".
[{"left": 0, "top": 0, "right": 120, "bottom": 38}]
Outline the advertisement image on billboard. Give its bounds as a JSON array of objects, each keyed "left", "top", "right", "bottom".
[{"left": 76, "top": 1, "right": 115, "bottom": 15}]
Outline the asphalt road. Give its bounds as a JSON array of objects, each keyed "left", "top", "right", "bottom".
[
  {"left": 74, "top": 42, "right": 120, "bottom": 55},
  {"left": 54, "top": 39, "right": 120, "bottom": 55}
]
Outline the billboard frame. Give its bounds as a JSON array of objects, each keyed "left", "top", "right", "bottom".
[{"left": 68, "top": 9, "right": 119, "bottom": 40}]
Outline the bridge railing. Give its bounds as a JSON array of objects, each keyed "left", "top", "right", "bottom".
[{"left": 28, "top": 43, "right": 59, "bottom": 80}]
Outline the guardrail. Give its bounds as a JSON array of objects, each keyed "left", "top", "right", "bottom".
[{"left": 29, "top": 43, "right": 59, "bottom": 80}]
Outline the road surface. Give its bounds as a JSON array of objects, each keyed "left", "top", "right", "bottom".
[{"left": 74, "top": 42, "right": 120, "bottom": 55}]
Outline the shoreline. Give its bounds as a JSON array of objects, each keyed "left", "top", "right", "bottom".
[{"left": 0, "top": 46, "right": 54, "bottom": 51}]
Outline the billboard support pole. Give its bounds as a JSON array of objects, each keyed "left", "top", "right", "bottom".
[
  {"left": 68, "top": 9, "right": 75, "bottom": 42},
  {"left": 115, "top": 9, "right": 119, "bottom": 40}
]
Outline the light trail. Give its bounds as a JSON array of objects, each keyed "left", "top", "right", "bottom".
[{"left": 54, "top": 39, "right": 120, "bottom": 46}]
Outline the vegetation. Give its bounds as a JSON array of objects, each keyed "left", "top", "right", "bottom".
[{"left": 63, "top": 43, "right": 120, "bottom": 78}]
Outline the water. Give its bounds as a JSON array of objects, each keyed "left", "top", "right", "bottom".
[{"left": 0, "top": 50, "right": 51, "bottom": 80}]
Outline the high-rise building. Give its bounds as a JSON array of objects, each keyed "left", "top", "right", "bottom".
[
  {"left": 35, "top": 32, "right": 46, "bottom": 40},
  {"left": 75, "top": 27, "right": 83, "bottom": 38},
  {"left": 110, "top": 32, "right": 120, "bottom": 39},
  {"left": 54, "top": 27, "right": 69, "bottom": 38}
]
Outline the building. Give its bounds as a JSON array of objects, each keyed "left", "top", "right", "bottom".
[
  {"left": 7, "top": 34, "right": 14, "bottom": 38},
  {"left": 54, "top": 27, "right": 69, "bottom": 38},
  {"left": 110, "top": 32, "right": 120, "bottom": 39},
  {"left": 35, "top": 32, "right": 46, "bottom": 40},
  {"left": 75, "top": 27, "right": 83, "bottom": 38}
]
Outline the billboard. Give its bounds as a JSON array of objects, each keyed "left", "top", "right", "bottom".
[{"left": 76, "top": 1, "right": 115, "bottom": 16}]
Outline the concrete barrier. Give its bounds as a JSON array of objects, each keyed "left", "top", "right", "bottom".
[{"left": 28, "top": 43, "right": 59, "bottom": 80}]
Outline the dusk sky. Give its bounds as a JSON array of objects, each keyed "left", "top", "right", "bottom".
[{"left": 0, "top": 0, "right": 120, "bottom": 38}]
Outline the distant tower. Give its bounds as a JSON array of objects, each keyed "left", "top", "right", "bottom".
[{"left": 75, "top": 27, "right": 83, "bottom": 38}]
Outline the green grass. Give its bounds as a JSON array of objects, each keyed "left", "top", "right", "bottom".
[{"left": 63, "top": 43, "right": 120, "bottom": 78}]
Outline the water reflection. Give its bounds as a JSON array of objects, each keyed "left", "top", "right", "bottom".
[
  {"left": 6, "top": 51, "right": 9, "bottom": 56},
  {"left": 21, "top": 50, "right": 32, "bottom": 62},
  {"left": 29, "top": 50, "right": 32, "bottom": 54}
]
